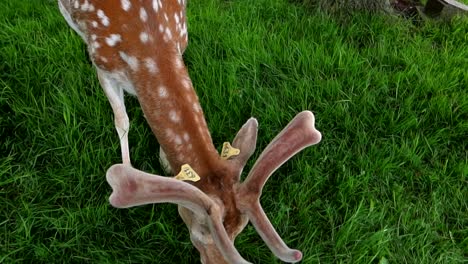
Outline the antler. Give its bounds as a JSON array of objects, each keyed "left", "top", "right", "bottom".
[
  {"left": 229, "top": 117, "right": 259, "bottom": 180},
  {"left": 240, "top": 111, "right": 321, "bottom": 196},
  {"left": 106, "top": 164, "right": 251, "bottom": 264},
  {"left": 106, "top": 111, "right": 321, "bottom": 263},
  {"left": 236, "top": 111, "right": 321, "bottom": 263}
]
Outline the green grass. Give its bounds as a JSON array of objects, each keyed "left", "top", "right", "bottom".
[{"left": 1, "top": 0, "right": 467, "bottom": 263}]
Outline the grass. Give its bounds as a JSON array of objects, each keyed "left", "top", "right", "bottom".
[{"left": 1, "top": 0, "right": 467, "bottom": 263}]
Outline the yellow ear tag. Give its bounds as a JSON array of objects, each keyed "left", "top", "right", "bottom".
[
  {"left": 174, "top": 164, "right": 201, "bottom": 182},
  {"left": 220, "top": 142, "right": 240, "bottom": 160}
]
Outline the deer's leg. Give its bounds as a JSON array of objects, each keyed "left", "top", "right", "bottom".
[
  {"left": 57, "top": 0, "right": 87, "bottom": 41},
  {"left": 97, "top": 70, "right": 131, "bottom": 165},
  {"left": 159, "top": 147, "right": 172, "bottom": 174}
]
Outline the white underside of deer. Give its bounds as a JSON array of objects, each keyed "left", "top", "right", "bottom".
[{"left": 58, "top": 1, "right": 322, "bottom": 263}]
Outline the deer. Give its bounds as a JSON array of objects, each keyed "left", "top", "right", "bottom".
[{"left": 58, "top": 0, "right": 322, "bottom": 263}]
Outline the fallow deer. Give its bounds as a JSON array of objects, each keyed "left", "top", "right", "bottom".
[{"left": 58, "top": 0, "right": 322, "bottom": 263}]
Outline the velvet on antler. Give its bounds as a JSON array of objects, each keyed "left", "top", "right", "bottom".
[
  {"left": 106, "top": 164, "right": 250, "bottom": 264},
  {"left": 106, "top": 111, "right": 321, "bottom": 263}
]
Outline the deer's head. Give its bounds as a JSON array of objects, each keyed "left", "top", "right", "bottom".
[{"left": 107, "top": 111, "right": 321, "bottom": 264}]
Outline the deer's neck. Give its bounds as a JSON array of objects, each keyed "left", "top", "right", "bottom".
[{"left": 130, "top": 52, "right": 220, "bottom": 176}]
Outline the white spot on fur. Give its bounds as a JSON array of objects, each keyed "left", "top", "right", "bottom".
[
  {"left": 91, "top": 34, "right": 97, "bottom": 41},
  {"left": 81, "top": 1, "right": 95, "bottom": 12},
  {"left": 139, "top": 32, "right": 150, "bottom": 43},
  {"left": 183, "top": 132, "right": 190, "bottom": 142},
  {"left": 119, "top": 51, "right": 139, "bottom": 71},
  {"left": 180, "top": 23, "right": 187, "bottom": 37},
  {"left": 158, "top": 86, "right": 168, "bottom": 98},
  {"left": 91, "top": 21, "right": 98, "bottom": 28},
  {"left": 164, "top": 13, "right": 169, "bottom": 22},
  {"left": 159, "top": 24, "right": 164, "bottom": 33},
  {"left": 144, "top": 58, "right": 158, "bottom": 73},
  {"left": 105, "top": 34, "right": 122, "bottom": 46},
  {"left": 169, "top": 110, "right": 181, "bottom": 123},
  {"left": 193, "top": 103, "right": 201, "bottom": 113},
  {"left": 97, "top": 9, "right": 110, "bottom": 27},
  {"left": 89, "top": 41, "right": 100, "bottom": 55},
  {"left": 152, "top": 0, "right": 159, "bottom": 12},
  {"left": 80, "top": 0, "right": 89, "bottom": 11},
  {"left": 121, "top": 0, "right": 131, "bottom": 11},
  {"left": 91, "top": 41, "right": 100, "bottom": 49},
  {"left": 165, "top": 27, "right": 173, "bottom": 40},
  {"left": 139, "top": 7, "right": 148, "bottom": 22},
  {"left": 174, "top": 135, "right": 182, "bottom": 145},
  {"left": 74, "top": 1, "right": 79, "bottom": 9},
  {"left": 152, "top": 0, "right": 162, "bottom": 12},
  {"left": 182, "top": 78, "right": 191, "bottom": 90}
]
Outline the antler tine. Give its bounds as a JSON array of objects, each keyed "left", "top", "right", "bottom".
[
  {"left": 245, "top": 201, "right": 302, "bottom": 263},
  {"left": 236, "top": 111, "right": 321, "bottom": 263},
  {"left": 229, "top": 118, "right": 259, "bottom": 177},
  {"left": 106, "top": 164, "right": 251, "bottom": 264},
  {"left": 239, "top": 111, "right": 321, "bottom": 196}
]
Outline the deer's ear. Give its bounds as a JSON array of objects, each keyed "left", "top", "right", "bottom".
[{"left": 230, "top": 118, "right": 258, "bottom": 173}]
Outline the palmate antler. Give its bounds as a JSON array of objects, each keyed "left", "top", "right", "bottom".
[{"left": 107, "top": 111, "right": 321, "bottom": 263}]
